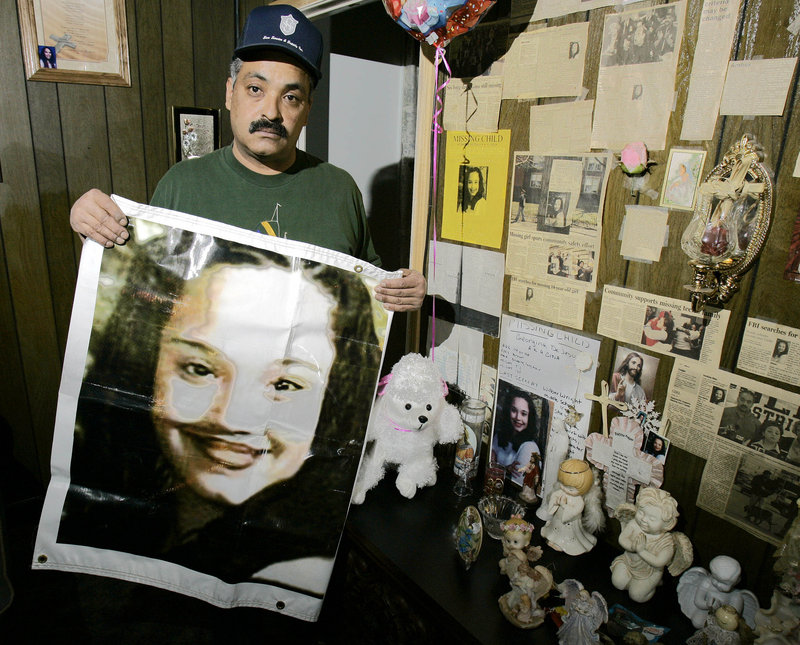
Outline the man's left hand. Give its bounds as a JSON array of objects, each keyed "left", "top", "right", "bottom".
[{"left": 375, "top": 269, "right": 426, "bottom": 312}]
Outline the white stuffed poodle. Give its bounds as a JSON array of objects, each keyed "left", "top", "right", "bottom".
[{"left": 352, "top": 353, "right": 463, "bottom": 504}]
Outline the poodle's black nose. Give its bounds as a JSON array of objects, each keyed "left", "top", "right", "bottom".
[{"left": 418, "top": 415, "right": 428, "bottom": 424}]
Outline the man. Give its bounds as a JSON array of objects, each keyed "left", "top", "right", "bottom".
[
  {"left": 719, "top": 389, "right": 760, "bottom": 444},
  {"left": 610, "top": 351, "right": 647, "bottom": 404},
  {"left": 68, "top": 5, "right": 424, "bottom": 312},
  {"left": 672, "top": 322, "right": 700, "bottom": 358},
  {"left": 511, "top": 188, "right": 526, "bottom": 223}
]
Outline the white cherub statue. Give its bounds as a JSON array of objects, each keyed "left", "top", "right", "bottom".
[
  {"left": 678, "top": 555, "right": 759, "bottom": 629},
  {"left": 351, "top": 353, "right": 462, "bottom": 503},
  {"left": 541, "top": 459, "right": 606, "bottom": 556},
  {"left": 611, "top": 486, "right": 694, "bottom": 603},
  {"left": 498, "top": 514, "right": 554, "bottom": 628}
]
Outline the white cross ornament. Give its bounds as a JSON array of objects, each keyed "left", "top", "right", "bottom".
[
  {"left": 584, "top": 416, "right": 664, "bottom": 517},
  {"left": 584, "top": 379, "right": 627, "bottom": 437}
]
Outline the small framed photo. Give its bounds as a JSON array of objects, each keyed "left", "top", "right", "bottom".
[
  {"left": 171, "top": 107, "right": 220, "bottom": 163},
  {"left": 659, "top": 147, "right": 707, "bottom": 211},
  {"left": 17, "top": 0, "right": 130, "bottom": 86},
  {"left": 643, "top": 431, "right": 669, "bottom": 464}
]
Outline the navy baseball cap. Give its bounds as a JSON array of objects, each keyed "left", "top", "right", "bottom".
[{"left": 235, "top": 5, "right": 323, "bottom": 85}]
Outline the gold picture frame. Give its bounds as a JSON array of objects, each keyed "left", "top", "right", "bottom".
[{"left": 17, "top": 0, "right": 130, "bottom": 86}]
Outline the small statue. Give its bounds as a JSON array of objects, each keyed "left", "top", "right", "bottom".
[
  {"left": 541, "top": 459, "right": 605, "bottom": 556},
  {"left": 686, "top": 605, "right": 756, "bottom": 645},
  {"left": 498, "top": 514, "right": 554, "bottom": 628},
  {"left": 611, "top": 487, "right": 693, "bottom": 602},
  {"left": 517, "top": 450, "right": 542, "bottom": 504},
  {"left": 536, "top": 415, "right": 571, "bottom": 521},
  {"left": 678, "top": 555, "right": 759, "bottom": 629},
  {"left": 556, "top": 578, "right": 608, "bottom": 644}
]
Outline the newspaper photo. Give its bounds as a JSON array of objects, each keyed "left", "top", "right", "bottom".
[
  {"left": 597, "top": 285, "right": 730, "bottom": 368},
  {"left": 698, "top": 446, "right": 799, "bottom": 546},
  {"left": 664, "top": 361, "right": 800, "bottom": 544},
  {"left": 506, "top": 153, "right": 612, "bottom": 292},
  {"left": 738, "top": 318, "right": 800, "bottom": 388},
  {"left": 663, "top": 360, "right": 800, "bottom": 461},
  {"left": 591, "top": 1, "right": 687, "bottom": 150}
]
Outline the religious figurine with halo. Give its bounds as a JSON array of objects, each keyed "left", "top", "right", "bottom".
[
  {"left": 498, "top": 514, "right": 554, "bottom": 628},
  {"left": 678, "top": 555, "right": 759, "bottom": 629},
  {"left": 540, "top": 459, "right": 605, "bottom": 556},
  {"left": 611, "top": 486, "right": 693, "bottom": 602},
  {"left": 556, "top": 578, "right": 608, "bottom": 644}
]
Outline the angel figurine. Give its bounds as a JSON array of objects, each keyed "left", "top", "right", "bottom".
[
  {"left": 611, "top": 487, "right": 693, "bottom": 602},
  {"left": 541, "top": 459, "right": 606, "bottom": 556},
  {"left": 498, "top": 514, "right": 554, "bottom": 628},
  {"left": 678, "top": 555, "right": 759, "bottom": 629},
  {"left": 557, "top": 578, "right": 608, "bottom": 644}
]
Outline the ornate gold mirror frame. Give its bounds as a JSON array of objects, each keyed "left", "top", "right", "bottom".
[{"left": 681, "top": 135, "right": 773, "bottom": 312}]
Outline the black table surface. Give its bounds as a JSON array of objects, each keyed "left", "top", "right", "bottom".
[{"left": 346, "top": 469, "right": 696, "bottom": 644}]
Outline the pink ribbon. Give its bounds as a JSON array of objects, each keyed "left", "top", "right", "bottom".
[{"left": 430, "top": 45, "right": 450, "bottom": 363}]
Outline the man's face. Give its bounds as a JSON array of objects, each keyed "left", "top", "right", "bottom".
[
  {"left": 226, "top": 56, "right": 312, "bottom": 174},
  {"left": 737, "top": 391, "right": 755, "bottom": 413},
  {"left": 627, "top": 356, "right": 643, "bottom": 378},
  {"left": 152, "top": 264, "right": 335, "bottom": 505}
]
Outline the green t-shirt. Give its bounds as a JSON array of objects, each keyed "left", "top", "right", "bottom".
[{"left": 150, "top": 145, "right": 381, "bottom": 265}]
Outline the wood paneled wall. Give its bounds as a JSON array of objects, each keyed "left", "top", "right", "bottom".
[
  {"left": 428, "top": 0, "right": 800, "bottom": 601},
  {"left": 0, "top": 0, "right": 237, "bottom": 486}
]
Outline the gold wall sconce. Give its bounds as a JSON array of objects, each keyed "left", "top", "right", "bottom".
[{"left": 680, "top": 135, "right": 774, "bottom": 312}]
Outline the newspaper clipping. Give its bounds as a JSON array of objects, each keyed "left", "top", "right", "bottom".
[
  {"left": 508, "top": 275, "right": 587, "bottom": 330},
  {"left": 738, "top": 318, "right": 800, "bottom": 387},
  {"left": 597, "top": 285, "right": 730, "bottom": 368},
  {"left": 663, "top": 361, "right": 800, "bottom": 545},
  {"left": 506, "top": 152, "right": 612, "bottom": 293}
]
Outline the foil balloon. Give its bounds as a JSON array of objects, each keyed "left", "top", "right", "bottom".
[{"left": 382, "top": 0, "right": 496, "bottom": 48}]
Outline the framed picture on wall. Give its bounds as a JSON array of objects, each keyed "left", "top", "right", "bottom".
[
  {"left": 17, "top": 0, "right": 131, "bottom": 86},
  {"left": 659, "top": 147, "right": 707, "bottom": 211},
  {"left": 171, "top": 107, "right": 221, "bottom": 163}
]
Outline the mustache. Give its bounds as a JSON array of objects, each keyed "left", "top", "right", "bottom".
[{"left": 249, "top": 118, "right": 288, "bottom": 137}]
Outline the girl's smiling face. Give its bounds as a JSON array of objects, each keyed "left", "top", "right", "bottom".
[
  {"left": 510, "top": 397, "right": 530, "bottom": 433},
  {"left": 152, "top": 264, "right": 336, "bottom": 505}
]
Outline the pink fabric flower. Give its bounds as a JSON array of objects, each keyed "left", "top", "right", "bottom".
[{"left": 620, "top": 142, "right": 648, "bottom": 175}]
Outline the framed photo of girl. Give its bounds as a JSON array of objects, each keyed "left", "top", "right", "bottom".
[{"left": 17, "top": 0, "right": 130, "bottom": 86}]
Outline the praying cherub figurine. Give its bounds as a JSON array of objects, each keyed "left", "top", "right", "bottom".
[
  {"left": 611, "top": 487, "right": 693, "bottom": 603},
  {"left": 498, "top": 514, "right": 554, "bottom": 628}
]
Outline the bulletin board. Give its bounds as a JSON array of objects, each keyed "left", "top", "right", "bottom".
[{"left": 414, "top": 0, "right": 800, "bottom": 604}]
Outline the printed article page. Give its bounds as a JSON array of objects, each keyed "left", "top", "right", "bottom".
[
  {"left": 597, "top": 285, "right": 730, "bottom": 368},
  {"left": 663, "top": 361, "right": 800, "bottom": 545},
  {"left": 738, "top": 317, "right": 800, "bottom": 387},
  {"left": 506, "top": 152, "right": 612, "bottom": 293}
]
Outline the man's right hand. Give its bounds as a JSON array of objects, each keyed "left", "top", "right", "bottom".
[{"left": 69, "top": 189, "right": 129, "bottom": 248}]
